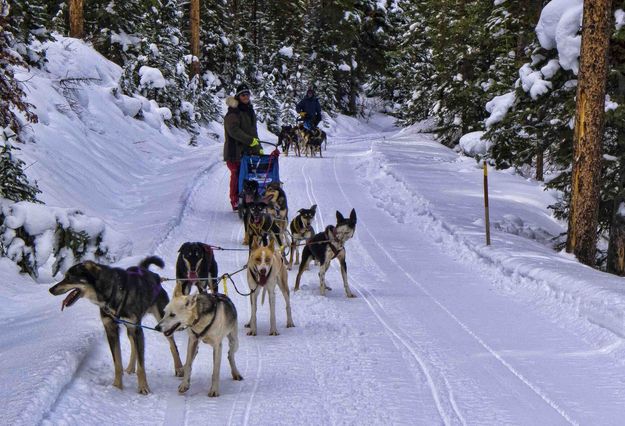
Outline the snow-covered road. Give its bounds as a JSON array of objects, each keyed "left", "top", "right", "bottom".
[{"left": 6, "top": 116, "right": 625, "bottom": 425}]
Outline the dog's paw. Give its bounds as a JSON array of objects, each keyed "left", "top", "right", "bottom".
[
  {"left": 125, "top": 366, "right": 136, "bottom": 375},
  {"left": 269, "top": 330, "right": 279, "bottom": 336},
  {"left": 346, "top": 292, "right": 356, "bottom": 298},
  {"left": 232, "top": 372, "right": 244, "bottom": 381},
  {"left": 208, "top": 388, "right": 220, "bottom": 397},
  {"left": 247, "top": 330, "right": 257, "bottom": 336},
  {"left": 138, "top": 384, "right": 151, "bottom": 395},
  {"left": 175, "top": 367, "right": 184, "bottom": 377},
  {"left": 178, "top": 382, "right": 190, "bottom": 393},
  {"left": 244, "top": 322, "right": 250, "bottom": 328},
  {"left": 112, "top": 379, "right": 123, "bottom": 390},
  {"left": 286, "top": 321, "right": 295, "bottom": 328}
]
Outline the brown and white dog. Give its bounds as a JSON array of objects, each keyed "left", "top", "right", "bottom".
[
  {"left": 246, "top": 235, "right": 294, "bottom": 335},
  {"left": 288, "top": 204, "right": 317, "bottom": 269},
  {"left": 294, "top": 209, "right": 357, "bottom": 297}
]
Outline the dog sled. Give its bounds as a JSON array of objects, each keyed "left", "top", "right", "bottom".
[{"left": 238, "top": 151, "right": 280, "bottom": 196}]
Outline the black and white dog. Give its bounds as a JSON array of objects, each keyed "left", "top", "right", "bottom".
[
  {"left": 294, "top": 209, "right": 357, "bottom": 297},
  {"left": 176, "top": 242, "right": 219, "bottom": 294},
  {"left": 244, "top": 201, "right": 283, "bottom": 248},
  {"left": 239, "top": 178, "right": 261, "bottom": 222},
  {"left": 49, "top": 256, "right": 184, "bottom": 394}
]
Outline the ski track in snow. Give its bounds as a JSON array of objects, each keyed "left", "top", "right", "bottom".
[{"left": 330, "top": 140, "right": 573, "bottom": 425}]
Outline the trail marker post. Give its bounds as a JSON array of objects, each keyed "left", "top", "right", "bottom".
[{"left": 483, "top": 162, "right": 491, "bottom": 246}]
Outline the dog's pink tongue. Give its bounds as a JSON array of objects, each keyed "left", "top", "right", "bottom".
[
  {"left": 61, "top": 289, "right": 80, "bottom": 311},
  {"left": 188, "top": 271, "right": 198, "bottom": 281},
  {"left": 259, "top": 271, "right": 268, "bottom": 286}
]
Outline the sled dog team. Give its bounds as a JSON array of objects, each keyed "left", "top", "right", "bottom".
[{"left": 49, "top": 196, "right": 357, "bottom": 397}]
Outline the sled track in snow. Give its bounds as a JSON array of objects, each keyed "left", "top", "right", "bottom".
[
  {"left": 156, "top": 162, "right": 264, "bottom": 425},
  {"left": 299, "top": 151, "right": 459, "bottom": 425},
  {"left": 330, "top": 142, "right": 578, "bottom": 426}
]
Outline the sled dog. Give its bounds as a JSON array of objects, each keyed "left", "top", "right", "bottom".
[
  {"left": 288, "top": 204, "right": 317, "bottom": 269},
  {"left": 294, "top": 209, "right": 357, "bottom": 297},
  {"left": 246, "top": 235, "right": 294, "bottom": 335},
  {"left": 244, "top": 201, "right": 283, "bottom": 248},
  {"left": 176, "top": 242, "right": 219, "bottom": 294},
  {"left": 263, "top": 181, "right": 289, "bottom": 242},
  {"left": 49, "top": 256, "right": 183, "bottom": 394},
  {"left": 156, "top": 291, "right": 243, "bottom": 397}
]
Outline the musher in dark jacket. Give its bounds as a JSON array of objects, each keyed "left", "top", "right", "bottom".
[
  {"left": 224, "top": 83, "right": 263, "bottom": 211},
  {"left": 296, "top": 87, "right": 322, "bottom": 131}
]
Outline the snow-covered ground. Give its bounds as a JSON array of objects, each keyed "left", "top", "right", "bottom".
[{"left": 4, "top": 38, "right": 625, "bottom": 425}]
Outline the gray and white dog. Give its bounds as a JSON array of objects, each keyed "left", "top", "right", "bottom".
[{"left": 156, "top": 291, "right": 243, "bottom": 397}]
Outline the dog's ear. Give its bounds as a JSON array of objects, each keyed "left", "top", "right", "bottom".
[
  {"left": 336, "top": 210, "right": 345, "bottom": 223},
  {"left": 187, "top": 293, "right": 198, "bottom": 310},
  {"left": 349, "top": 208, "right": 357, "bottom": 225},
  {"left": 83, "top": 260, "right": 101, "bottom": 277},
  {"left": 178, "top": 242, "right": 189, "bottom": 253},
  {"left": 173, "top": 283, "right": 184, "bottom": 298},
  {"left": 311, "top": 204, "right": 317, "bottom": 212}
]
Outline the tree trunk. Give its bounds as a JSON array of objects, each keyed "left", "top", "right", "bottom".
[
  {"left": 607, "top": 193, "right": 625, "bottom": 275},
  {"left": 190, "top": 0, "right": 201, "bottom": 76},
  {"left": 69, "top": 0, "right": 84, "bottom": 39},
  {"left": 566, "top": 0, "right": 612, "bottom": 266},
  {"left": 535, "top": 146, "right": 543, "bottom": 181}
]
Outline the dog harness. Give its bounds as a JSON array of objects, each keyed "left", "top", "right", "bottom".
[
  {"left": 106, "top": 267, "right": 161, "bottom": 318},
  {"left": 292, "top": 216, "right": 312, "bottom": 236},
  {"left": 190, "top": 294, "right": 232, "bottom": 339},
  {"left": 250, "top": 265, "right": 273, "bottom": 287}
]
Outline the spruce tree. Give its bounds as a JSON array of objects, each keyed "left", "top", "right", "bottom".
[{"left": 0, "top": 132, "right": 41, "bottom": 202}]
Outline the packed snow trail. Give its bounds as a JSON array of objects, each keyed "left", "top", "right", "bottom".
[{"left": 32, "top": 117, "right": 625, "bottom": 425}]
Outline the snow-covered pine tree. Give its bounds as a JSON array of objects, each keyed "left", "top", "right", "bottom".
[
  {"left": 85, "top": 0, "right": 147, "bottom": 66},
  {"left": 383, "top": 0, "right": 434, "bottom": 125},
  {"left": 0, "top": 130, "right": 41, "bottom": 202},
  {"left": 6, "top": 0, "right": 52, "bottom": 67},
  {"left": 428, "top": 0, "right": 494, "bottom": 146},
  {"left": 1, "top": 3, "right": 39, "bottom": 143}
]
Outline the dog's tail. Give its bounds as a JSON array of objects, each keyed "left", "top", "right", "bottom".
[{"left": 140, "top": 256, "right": 165, "bottom": 270}]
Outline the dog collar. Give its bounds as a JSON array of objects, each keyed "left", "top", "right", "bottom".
[{"left": 191, "top": 307, "right": 218, "bottom": 339}]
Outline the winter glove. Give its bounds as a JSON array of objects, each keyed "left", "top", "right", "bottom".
[
  {"left": 250, "top": 137, "right": 260, "bottom": 147},
  {"left": 259, "top": 148, "right": 265, "bottom": 155},
  {"left": 299, "top": 111, "right": 307, "bottom": 117}
]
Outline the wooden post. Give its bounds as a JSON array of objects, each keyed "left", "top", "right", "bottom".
[
  {"left": 69, "top": 0, "right": 84, "bottom": 39},
  {"left": 484, "top": 162, "right": 491, "bottom": 246}
]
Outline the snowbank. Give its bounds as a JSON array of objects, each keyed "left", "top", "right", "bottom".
[{"left": 366, "top": 125, "right": 625, "bottom": 348}]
